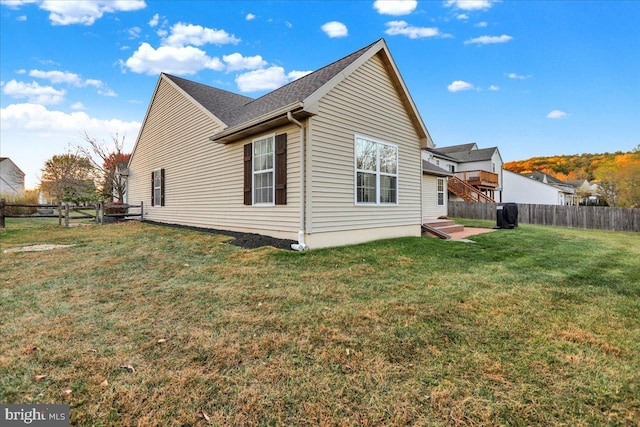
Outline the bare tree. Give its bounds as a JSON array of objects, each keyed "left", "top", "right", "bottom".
[{"left": 80, "top": 132, "right": 131, "bottom": 202}]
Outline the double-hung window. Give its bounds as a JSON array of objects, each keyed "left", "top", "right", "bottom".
[
  {"left": 252, "top": 135, "right": 275, "bottom": 205},
  {"left": 437, "top": 178, "right": 445, "bottom": 206},
  {"left": 243, "top": 133, "right": 287, "bottom": 206},
  {"left": 355, "top": 135, "right": 398, "bottom": 205}
]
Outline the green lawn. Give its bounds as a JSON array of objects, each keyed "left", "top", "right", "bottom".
[{"left": 1, "top": 221, "right": 638, "bottom": 426}]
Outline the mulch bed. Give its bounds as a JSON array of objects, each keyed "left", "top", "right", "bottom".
[{"left": 142, "top": 220, "right": 296, "bottom": 250}]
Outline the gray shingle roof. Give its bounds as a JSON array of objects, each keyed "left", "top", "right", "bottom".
[
  {"left": 164, "top": 40, "right": 378, "bottom": 129},
  {"left": 448, "top": 147, "right": 498, "bottom": 162},
  {"left": 435, "top": 143, "right": 477, "bottom": 154},
  {"left": 422, "top": 160, "right": 453, "bottom": 176}
]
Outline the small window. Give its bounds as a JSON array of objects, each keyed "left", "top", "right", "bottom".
[
  {"left": 355, "top": 135, "right": 398, "bottom": 205},
  {"left": 151, "top": 168, "right": 164, "bottom": 207},
  {"left": 449, "top": 164, "right": 455, "bottom": 173},
  {"left": 437, "top": 178, "right": 445, "bottom": 206}
]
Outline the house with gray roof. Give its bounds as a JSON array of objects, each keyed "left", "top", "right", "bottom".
[
  {"left": 502, "top": 170, "right": 579, "bottom": 205},
  {"left": 423, "top": 143, "right": 503, "bottom": 203},
  {"left": 127, "top": 39, "right": 439, "bottom": 249}
]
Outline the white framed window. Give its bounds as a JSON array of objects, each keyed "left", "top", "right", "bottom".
[
  {"left": 355, "top": 135, "right": 398, "bottom": 205},
  {"left": 252, "top": 134, "right": 275, "bottom": 205},
  {"left": 437, "top": 178, "right": 445, "bottom": 206},
  {"left": 449, "top": 164, "right": 455, "bottom": 173}
]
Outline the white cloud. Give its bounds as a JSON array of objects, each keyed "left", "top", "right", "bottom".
[
  {"left": 71, "top": 102, "right": 85, "bottom": 110},
  {"left": 29, "top": 69, "right": 82, "bottom": 85},
  {"left": 0, "top": 102, "right": 142, "bottom": 189},
  {"left": 128, "top": 26, "right": 141, "bottom": 39},
  {"left": 489, "top": 85, "right": 499, "bottom": 91},
  {"left": 163, "top": 22, "right": 240, "bottom": 47},
  {"left": 38, "top": 0, "right": 146, "bottom": 26},
  {"left": 456, "top": 13, "right": 469, "bottom": 20},
  {"left": 385, "top": 21, "right": 441, "bottom": 38},
  {"left": 475, "top": 21, "right": 488, "bottom": 27},
  {"left": 17, "top": 15, "right": 27, "bottom": 21},
  {"left": 27, "top": 69, "right": 114, "bottom": 95},
  {"left": 124, "top": 43, "right": 224, "bottom": 75},
  {"left": 321, "top": 21, "right": 348, "bottom": 38},
  {"left": 222, "top": 53, "right": 267, "bottom": 72},
  {"left": 2, "top": 80, "right": 66, "bottom": 104},
  {"left": 464, "top": 34, "right": 513, "bottom": 45},
  {"left": 0, "top": 0, "right": 38, "bottom": 8},
  {"left": 507, "top": 72, "right": 532, "bottom": 79},
  {"left": 149, "top": 13, "right": 159, "bottom": 27},
  {"left": 547, "top": 110, "right": 569, "bottom": 119},
  {"left": 374, "top": 0, "right": 417, "bottom": 16},
  {"left": 447, "top": 80, "right": 474, "bottom": 92},
  {"left": 246, "top": 13, "right": 256, "bottom": 21},
  {"left": 445, "top": 0, "right": 495, "bottom": 11},
  {"left": 235, "top": 67, "right": 311, "bottom": 92}
]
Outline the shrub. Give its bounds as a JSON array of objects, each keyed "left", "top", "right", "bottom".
[{"left": 2, "top": 191, "right": 39, "bottom": 216}]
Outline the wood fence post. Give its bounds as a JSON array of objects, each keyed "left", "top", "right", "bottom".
[
  {"left": 64, "top": 204, "right": 70, "bottom": 227},
  {"left": 95, "top": 203, "right": 100, "bottom": 224},
  {"left": 0, "top": 199, "right": 5, "bottom": 228},
  {"left": 100, "top": 201, "right": 104, "bottom": 225},
  {"left": 58, "top": 202, "right": 62, "bottom": 226},
  {"left": 140, "top": 201, "right": 144, "bottom": 221}
]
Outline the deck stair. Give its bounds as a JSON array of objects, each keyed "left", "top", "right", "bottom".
[
  {"left": 448, "top": 176, "right": 494, "bottom": 203},
  {"left": 422, "top": 219, "right": 464, "bottom": 239}
]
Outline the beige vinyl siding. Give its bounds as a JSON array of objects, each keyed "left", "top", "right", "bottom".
[
  {"left": 307, "top": 53, "right": 422, "bottom": 233},
  {"left": 422, "top": 175, "right": 448, "bottom": 219},
  {"left": 127, "top": 77, "right": 301, "bottom": 238}
]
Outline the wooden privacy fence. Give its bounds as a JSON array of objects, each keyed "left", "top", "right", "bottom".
[
  {"left": 448, "top": 201, "right": 640, "bottom": 233},
  {"left": 0, "top": 199, "right": 144, "bottom": 228}
]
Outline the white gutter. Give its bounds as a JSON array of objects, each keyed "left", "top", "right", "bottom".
[{"left": 287, "top": 111, "right": 308, "bottom": 251}]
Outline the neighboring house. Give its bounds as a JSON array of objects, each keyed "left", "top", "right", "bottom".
[
  {"left": 127, "top": 39, "right": 436, "bottom": 249},
  {"left": 566, "top": 179, "right": 601, "bottom": 205},
  {"left": 423, "top": 143, "right": 503, "bottom": 202},
  {"left": 0, "top": 157, "right": 25, "bottom": 198},
  {"left": 502, "top": 170, "right": 578, "bottom": 205}
]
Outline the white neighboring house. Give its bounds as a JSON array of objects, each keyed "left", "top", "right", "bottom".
[
  {"left": 423, "top": 143, "right": 503, "bottom": 203},
  {"left": 502, "top": 170, "right": 578, "bottom": 205},
  {"left": 566, "top": 179, "right": 601, "bottom": 205},
  {"left": 0, "top": 157, "right": 25, "bottom": 198}
]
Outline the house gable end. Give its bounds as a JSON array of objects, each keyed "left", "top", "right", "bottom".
[{"left": 303, "top": 39, "right": 432, "bottom": 149}]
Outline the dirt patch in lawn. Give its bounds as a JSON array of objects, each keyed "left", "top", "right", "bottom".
[{"left": 3, "top": 244, "right": 76, "bottom": 253}]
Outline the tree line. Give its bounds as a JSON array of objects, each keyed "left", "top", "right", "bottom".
[{"left": 504, "top": 146, "right": 640, "bottom": 208}]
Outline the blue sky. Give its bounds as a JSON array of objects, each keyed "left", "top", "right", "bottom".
[{"left": 1, "top": 0, "right": 638, "bottom": 189}]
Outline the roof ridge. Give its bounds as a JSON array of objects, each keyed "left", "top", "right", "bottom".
[{"left": 241, "top": 38, "right": 382, "bottom": 107}]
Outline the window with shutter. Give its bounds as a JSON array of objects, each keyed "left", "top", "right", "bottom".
[{"left": 243, "top": 133, "right": 287, "bottom": 206}]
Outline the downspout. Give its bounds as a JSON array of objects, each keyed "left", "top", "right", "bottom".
[{"left": 287, "top": 111, "right": 308, "bottom": 251}]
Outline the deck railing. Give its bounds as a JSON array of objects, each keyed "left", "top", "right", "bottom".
[{"left": 454, "top": 170, "right": 499, "bottom": 188}]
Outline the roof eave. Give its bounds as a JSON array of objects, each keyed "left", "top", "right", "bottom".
[{"left": 209, "top": 102, "right": 311, "bottom": 144}]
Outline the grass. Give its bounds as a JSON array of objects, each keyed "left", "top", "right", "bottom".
[{"left": 1, "top": 220, "right": 639, "bottom": 426}]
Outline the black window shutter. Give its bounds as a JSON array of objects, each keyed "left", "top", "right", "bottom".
[
  {"left": 243, "top": 144, "right": 252, "bottom": 205},
  {"left": 151, "top": 171, "right": 155, "bottom": 206},
  {"left": 160, "top": 168, "right": 165, "bottom": 206},
  {"left": 275, "top": 133, "right": 287, "bottom": 205}
]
